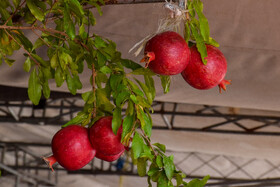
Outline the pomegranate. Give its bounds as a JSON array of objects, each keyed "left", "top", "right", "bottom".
[
  {"left": 141, "top": 31, "right": 190, "bottom": 75},
  {"left": 43, "top": 125, "right": 96, "bottom": 171},
  {"left": 89, "top": 116, "right": 125, "bottom": 162},
  {"left": 96, "top": 149, "right": 125, "bottom": 162},
  {"left": 181, "top": 44, "right": 231, "bottom": 92}
]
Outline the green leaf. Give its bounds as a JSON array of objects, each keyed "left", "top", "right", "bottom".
[
  {"left": 190, "top": 22, "right": 208, "bottom": 65},
  {"left": 42, "top": 81, "right": 50, "bottom": 99},
  {"left": 186, "top": 175, "right": 210, "bottom": 187},
  {"left": 121, "top": 59, "right": 143, "bottom": 71},
  {"left": 62, "top": 112, "right": 88, "bottom": 127},
  {"left": 110, "top": 74, "right": 123, "bottom": 91},
  {"left": 163, "top": 156, "right": 175, "bottom": 180},
  {"left": 4, "top": 57, "right": 15, "bottom": 66},
  {"left": 68, "top": 0, "right": 84, "bottom": 19},
  {"left": 157, "top": 172, "right": 169, "bottom": 187},
  {"left": 12, "top": 31, "right": 33, "bottom": 52},
  {"left": 55, "top": 67, "right": 64, "bottom": 87},
  {"left": 66, "top": 73, "right": 75, "bottom": 94},
  {"left": 96, "top": 51, "right": 107, "bottom": 67},
  {"left": 136, "top": 107, "right": 152, "bottom": 137},
  {"left": 160, "top": 75, "right": 171, "bottom": 94},
  {"left": 121, "top": 114, "right": 134, "bottom": 142},
  {"left": 28, "top": 68, "right": 42, "bottom": 105},
  {"left": 116, "top": 91, "right": 130, "bottom": 107},
  {"left": 64, "top": 2, "right": 76, "bottom": 40},
  {"left": 26, "top": 0, "right": 44, "bottom": 21},
  {"left": 82, "top": 91, "right": 95, "bottom": 104},
  {"left": 144, "top": 75, "right": 155, "bottom": 102},
  {"left": 94, "top": 36, "right": 107, "bottom": 49},
  {"left": 100, "top": 66, "right": 112, "bottom": 74},
  {"left": 127, "top": 79, "right": 144, "bottom": 97},
  {"left": 112, "top": 107, "right": 122, "bottom": 135},
  {"left": 31, "top": 53, "right": 49, "bottom": 67},
  {"left": 32, "top": 38, "right": 46, "bottom": 51},
  {"left": 134, "top": 78, "right": 153, "bottom": 105},
  {"left": 132, "top": 132, "right": 144, "bottom": 159},
  {"left": 131, "top": 67, "right": 156, "bottom": 76},
  {"left": 96, "top": 88, "right": 114, "bottom": 113},
  {"left": 156, "top": 155, "right": 163, "bottom": 168},
  {"left": 193, "top": 0, "right": 210, "bottom": 41},
  {"left": 137, "top": 158, "right": 147, "bottom": 177},
  {"left": 50, "top": 53, "right": 58, "bottom": 69},
  {"left": 153, "top": 143, "right": 166, "bottom": 153}
]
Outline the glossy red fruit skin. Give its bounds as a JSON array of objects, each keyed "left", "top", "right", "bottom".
[
  {"left": 89, "top": 116, "right": 125, "bottom": 158},
  {"left": 144, "top": 31, "right": 190, "bottom": 75},
  {"left": 96, "top": 149, "right": 125, "bottom": 162},
  {"left": 181, "top": 45, "right": 228, "bottom": 90},
  {"left": 48, "top": 125, "right": 96, "bottom": 171}
]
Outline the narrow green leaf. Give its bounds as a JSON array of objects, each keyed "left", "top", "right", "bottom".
[
  {"left": 137, "top": 158, "right": 147, "bottom": 177},
  {"left": 50, "top": 53, "right": 58, "bottom": 69},
  {"left": 94, "top": 36, "right": 107, "bottom": 49},
  {"left": 121, "top": 59, "right": 143, "bottom": 71},
  {"left": 68, "top": 0, "right": 84, "bottom": 19},
  {"left": 160, "top": 75, "right": 171, "bottom": 94},
  {"left": 116, "top": 91, "right": 130, "bottom": 107},
  {"left": 121, "top": 114, "right": 134, "bottom": 142},
  {"left": 100, "top": 66, "right": 112, "bottom": 74},
  {"left": 127, "top": 79, "right": 144, "bottom": 97},
  {"left": 96, "top": 88, "right": 114, "bottom": 113},
  {"left": 62, "top": 112, "right": 88, "bottom": 127},
  {"left": 64, "top": 2, "right": 76, "bottom": 40},
  {"left": 31, "top": 53, "right": 49, "bottom": 67},
  {"left": 153, "top": 143, "right": 166, "bottom": 153},
  {"left": 110, "top": 74, "right": 123, "bottom": 91},
  {"left": 82, "top": 91, "right": 95, "bottom": 104},
  {"left": 112, "top": 107, "right": 122, "bottom": 135},
  {"left": 66, "top": 72, "right": 77, "bottom": 95},
  {"left": 156, "top": 155, "right": 163, "bottom": 168},
  {"left": 163, "top": 156, "right": 175, "bottom": 180},
  {"left": 134, "top": 78, "right": 153, "bottom": 105},
  {"left": 186, "top": 175, "right": 210, "bottom": 187},
  {"left": 136, "top": 107, "right": 152, "bottom": 137},
  {"left": 28, "top": 68, "right": 42, "bottom": 105},
  {"left": 190, "top": 22, "right": 208, "bottom": 65},
  {"left": 132, "top": 132, "right": 144, "bottom": 159},
  {"left": 157, "top": 172, "right": 169, "bottom": 187},
  {"left": 193, "top": 1, "right": 210, "bottom": 41},
  {"left": 131, "top": 67, "right": 156, "bottom": 76},
  {"left": 26, "top": 0, "right": 44, "bottom": 21},
  {"left": 42, "top": 81, "right": 50, "bottom": 99},
  {"left": 55, "top": 67, "right": 64, "bottom": 87}
]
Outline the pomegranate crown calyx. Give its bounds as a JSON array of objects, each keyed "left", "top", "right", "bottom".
[{"left": 140, "top": 52, "right": 155, "bottom": 68}]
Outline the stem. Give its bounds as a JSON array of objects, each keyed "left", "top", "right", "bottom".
[
  {"left": 140, "top": 128, "right": 158, "bottom": 157},
  {"left": 92, "top": 63, "right": 97, "bottom": 118},
  {"left": 32, "top": 29, "right": 51, "bottom": 48},
  {"left": 0, "top": 25, "right": 68, "bottom": 38},
  {"left": 4, "top": 29, "right": 40, "bottom": 66},
  {"left": 45, "top": 0, "right": 58, "bottom": 26}
]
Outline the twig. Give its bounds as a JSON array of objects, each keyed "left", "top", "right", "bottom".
[
  {"left": 4, "top": 0, "right": 26, "bottom": 25},
  {"left": 92, "top": 63, "right": 97, "bottom": 118},
  {"left": 4, "top": 29, "right": 40, "bottom": 66},
  {"left": 31, "top": 29, "right": 51, "bottom": 48},
  {"left": 45, "top": 0, "right": 58, "bottom": 26},
  {"left": 0, "top": 25, "right": 68, "bottom": 38},
  {"left": 140, "top": 128, "right": 158, "bottom": 156}
]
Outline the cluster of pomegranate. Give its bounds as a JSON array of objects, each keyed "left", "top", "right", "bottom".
[
  {"left": 141, "top": 31, "right": 231, "bottom": 92},
  {"left": 43, "top": 116, "right": 125, "bottom": 171}
]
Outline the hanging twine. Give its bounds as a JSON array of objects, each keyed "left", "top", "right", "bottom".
[{"left": 129, "top": 0, "right": 188, "bottom": 56}]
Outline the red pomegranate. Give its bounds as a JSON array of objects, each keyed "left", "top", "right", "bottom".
[
  {"left": 43, "top": 125, "right": 96, "bottom": 171},
  {"left": 181, "top": 44, "right": 231, "bottom": 92},
  {"left": 89, "top": 116, "right": 125, "bottom": 162},
  {"left": 141, "top": 31, "right": 190, "bottom": 75}
]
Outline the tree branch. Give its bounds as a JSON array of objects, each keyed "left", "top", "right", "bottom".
[
  {"left": 4, "top": 0, "right": 26, "bottom": 25},
  {"left": 4, "top": 29, "right": 40, "bottom": 66},
  {"left": 92, "top": 63, "right": 97, "bottom": 118}
]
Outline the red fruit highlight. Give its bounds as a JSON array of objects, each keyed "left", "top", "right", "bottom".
[
  {"left": 141, "top": 31, "right": 190, "bottom": 75},
  {"left": 89, "top": 116, "right": 125, "bottom": 162},
  {"left": 43, "top": 125, "right": 96, "bottom": 171},
  {"left": 181, "top": 44, "right": 231, "bottom": 93}
]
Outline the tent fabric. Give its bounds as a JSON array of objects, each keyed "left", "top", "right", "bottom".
[{"left": 1, "top": 0, "right": 280, "bottom": 111}]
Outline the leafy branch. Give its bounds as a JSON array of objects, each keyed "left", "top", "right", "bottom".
[{"left": 0, "top": 0, "right": 214, "bottom": 186}]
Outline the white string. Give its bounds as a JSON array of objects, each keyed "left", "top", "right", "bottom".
[{"left": 129, "top": 0, "right": 187, "bottom": 56}]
